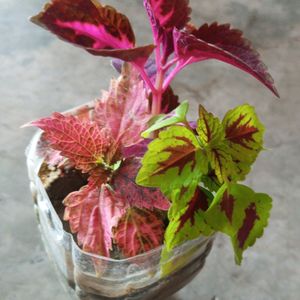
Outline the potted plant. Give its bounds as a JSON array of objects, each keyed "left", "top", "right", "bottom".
[{"left": 25, "top": 0, "right": 278, "bottom": 299}]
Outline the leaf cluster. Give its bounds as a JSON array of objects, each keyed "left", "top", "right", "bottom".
[{"left": 136, "top": 102, "right": 272, "bottom": 264}]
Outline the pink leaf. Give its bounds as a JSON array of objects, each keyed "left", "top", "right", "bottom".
[
  {"left": 94, "top": 63, "right": 152, "bottom": 149},
  {"left": 64, "top": 182, "right": 127, "bottom": 256},
  {"left": 114, "top": 208, "right": 165, "bottom": 257},
  {"left": 112, "top": 158, "right": 170, "bottom": 211},
  {"left": 174, "top": 23, "right": 279, "bottom": 96},
  {"left": 31, "top": 0, "right": 154, "bottom": 65},
  {"left": 30, "top": 113, "right": 112, "bottom": 172}
]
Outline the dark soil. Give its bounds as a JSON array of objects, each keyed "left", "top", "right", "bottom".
[{"left": 39, "top": 164, "right": 88, "bottom": 231}]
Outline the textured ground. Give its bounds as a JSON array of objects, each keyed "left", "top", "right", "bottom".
[{"left": 1, "top": 0, "right": 299, "bottom": 299}]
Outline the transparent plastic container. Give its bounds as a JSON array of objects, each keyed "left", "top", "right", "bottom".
[{"left": 26, "top": 103, "right": 214, "bottom": 300}]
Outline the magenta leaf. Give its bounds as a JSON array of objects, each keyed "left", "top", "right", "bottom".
[
  {"left": 174, "top": 23, "right": 279, "bottom": 96},
  {"left": 112, "top": 158, "right": 170, "bottom": 211},
  {"left": 144, "top": 0, "right": 191, "bottom": 58},
  {"left": 64, "top": 182, "right": 127, "bottom": 256},
  {"left": 29, "top": 113, "right": 112, "bottom": 172},
  {"left": 114, "top": 208, "right": 165, "bottom": 257},
  {"left": 31, "top": 0, "right": 154, "bottom": 65},
  {"left": 94, "top": 63, "right": 152, "bottom": 150}
]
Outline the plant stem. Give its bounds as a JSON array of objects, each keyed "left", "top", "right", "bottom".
[
  {"left": 152, "top": 69, "right": 164, "bottom": 115},
  {"left": 132, "top": 63, "right": 156, "bottom": 93}
]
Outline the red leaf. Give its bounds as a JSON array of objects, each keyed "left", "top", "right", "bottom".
[
  {"left": 94, "top": 63, "right": 152, "bottom": 149},
  {"left": 114, "top": 208, "right": 165, "bottom": 257},
  {"left": 31, "top": 0, "right": 154, "bottom": 65},
  {"left": 64, "top": 183, "right": 127, "bottom": 256},
  {"left": 144, "top": 0, "right": 191, "bottom": 58},
  {"left": 30, "top": 113, "right": 112, "bottom": 172},
  {"left": 174, "top": 23, "right": 279, "bottom": 97},
  {"left": 112, "top": 158, "right": 170, "bottom": 211}
]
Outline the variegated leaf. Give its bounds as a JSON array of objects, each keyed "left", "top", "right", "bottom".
[
  {"left": 165, "top": 184, "right": 214, "bottom": 251},
  {"left": 136, "top": 126, "right": 208, "bottom": 193},
  {"left": 197, "top": 104, "right": 224, "bottom": 147},
  {"left": 205, "top": 183, "right": 272, "bottom": 264},
  {"left": 222, "top": 104, "right": 265, "bottom": 181},
  {"left": 31, "top": 0, "right": 154, "bottom": 65}
]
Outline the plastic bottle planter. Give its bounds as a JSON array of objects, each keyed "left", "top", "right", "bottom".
[{"left": 26, "top": 103, "right": 214, "bottom": 300}]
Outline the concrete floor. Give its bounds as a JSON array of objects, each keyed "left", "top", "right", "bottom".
[{"left": 1, "top": 0, "right": 299, "bottom": 299}]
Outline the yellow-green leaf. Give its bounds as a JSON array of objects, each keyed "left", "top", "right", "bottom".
[
  {"left": 205, "top": 183, "right": 272, "bottom": 264},
  {"left": 136, "top": 126, "right": 208, "bottom": 193}
]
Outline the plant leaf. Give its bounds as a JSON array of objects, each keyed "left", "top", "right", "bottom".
[
  {"left": 31, "top": 0, "right": 154, "bottom": 65},
  {"left": 112, "top": 158, "right": 170, "bottom": 211},
  {"left": 94, "top": 63, "right": 151, "bottom": 150},
  {"left": 136, "top": 126, "right": 208, "bottom": 193},
  {"left": 29, "top": 113, "right": 112, "bottom": 172},
  {"left": 174, "top": 23, "right": 279, "bottom": 96},
  {"left": 207, "top": 144, "right": 235, "bottom": 184},
  {"left": 197, "top": 104, "right": 224, "bottom": 147},
  {"left": 195, "top": 105, "right": 233, "bottom": 183},
  {"left": 165, "top": 184, "right": 214, "bottom": 251},
  {"left": 144, "top": 0, "right": 191, "bottom": 58},
  {"left": 64, "top": 182, "right": 127, "bottom": 256},
  {"left": 114, "top": 208, "right": 165, "bottom": 257},
  {"left": 222, "top": 104, "right": 265, "bottom": 181},
  {"left": 142, "top": 101, "right": 189, "bottom": 138},
  {"left": 205, "top": 183, "right": 272, "bottom": 264}
]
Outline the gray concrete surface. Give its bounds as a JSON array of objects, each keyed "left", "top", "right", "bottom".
[{"left": 1, "top": 0, "right": 299, "bottom": 299}]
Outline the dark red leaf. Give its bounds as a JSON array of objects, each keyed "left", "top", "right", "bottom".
[
  {"left": 174, "top": 23, "right": 279, "bottom": 96},
  {"left": 112, "top": 158, "right": 170, "bottom": 211}
]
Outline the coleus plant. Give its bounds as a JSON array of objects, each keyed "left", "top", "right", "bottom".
[{"left": 27, "top": 0, "right": 278, "bottom": 264}]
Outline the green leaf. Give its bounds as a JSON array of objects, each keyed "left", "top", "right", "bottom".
[
  {"left": 201, "top": 172, "right": 221, "bottom": 193},
  {"left": 165, "top": 185, "right": 214, "bottom": 251},
  {"left": 205, "top": 183, "right": 272, "bottom": 264},
  {"left": 142, "top": 101, "right": 189, "bottom": 138},
  {"left": 197, "top": 105, "right": 224, "bottom": 147},
  {"left": 222, "top": 104, "right": 265, "bottom": 181},
  {"left": 136, "top": 126, "right": 208, "bottom": 193}
]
